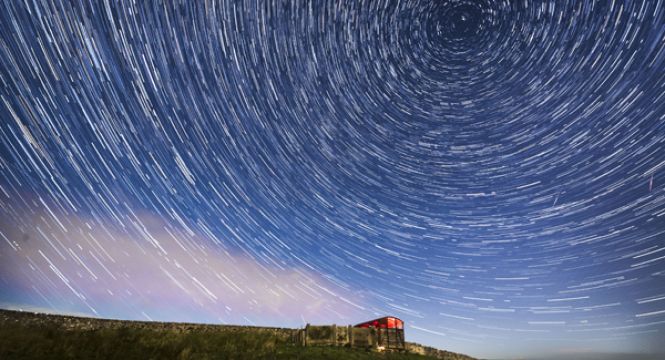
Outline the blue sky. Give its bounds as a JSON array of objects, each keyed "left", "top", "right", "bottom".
[{"left": 1, "top": 1, "right": 664, "bottom": 359}]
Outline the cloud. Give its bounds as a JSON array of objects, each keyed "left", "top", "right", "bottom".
[{"left": 0, "top": 207, "right": 368, "bottom": 327}]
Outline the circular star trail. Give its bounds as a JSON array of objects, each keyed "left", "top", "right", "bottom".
[{"left": 1, "top": 1, "right": 664, "bottom": 358}]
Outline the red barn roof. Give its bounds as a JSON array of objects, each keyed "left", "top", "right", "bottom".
[{"left": 354, "top": 316, "right": 404, "bottom": 329}]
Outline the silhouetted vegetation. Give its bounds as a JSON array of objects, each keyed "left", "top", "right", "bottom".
[
  {"left": 0, "top": 319, "right": 443, "bottom": 360},
  {"left": 0, "top": 309, "right": 476, "bottom": 360}
]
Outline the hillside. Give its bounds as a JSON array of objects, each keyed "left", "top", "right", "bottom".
[{"left": 0, "top": 309, "right": 477, "bottom": 360}]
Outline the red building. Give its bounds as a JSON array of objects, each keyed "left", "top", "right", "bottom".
[{"left": 354, "top": 316, "right": 405, "bottom": 350}]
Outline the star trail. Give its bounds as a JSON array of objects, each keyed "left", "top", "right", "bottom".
[{"left": 1, "top": 1, "right": 664, "bottom": 358}]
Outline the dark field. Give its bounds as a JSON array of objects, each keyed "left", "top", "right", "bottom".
[
  {"left": 0, "top": 310, "right": 469, "bottom": 360},
  {"left": 0, "top": 324, "right": 436, "bottom": 359}
]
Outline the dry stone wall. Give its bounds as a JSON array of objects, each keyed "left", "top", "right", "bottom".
[
  {"left": 406, "top": 342, "right": 478, "bottom": 360},
  {"left": 0, "top": 309, "right": 298, "bottom": 340}
]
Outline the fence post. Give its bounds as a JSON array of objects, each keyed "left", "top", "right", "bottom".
[
  {"left": 332, "top": 324, "right": 337, "bottom": 346},
  {"left": 371, "top": 327, "right": 377, "bottom": 349}
]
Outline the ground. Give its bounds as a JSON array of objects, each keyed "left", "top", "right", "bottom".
[{"left": 0, "top": 310, "right": 453, "bottom": 360}]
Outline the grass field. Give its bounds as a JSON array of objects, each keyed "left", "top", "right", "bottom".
[{"left": 0, "top": 320, "right": 442, "bottom": 360}]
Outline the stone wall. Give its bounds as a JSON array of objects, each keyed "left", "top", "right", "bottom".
[
  {"left": 406, "top": 342, "right": 477, "bottom": 360},
  {"left": 0, "top": 309, "right": 298, "bottom": 341}
]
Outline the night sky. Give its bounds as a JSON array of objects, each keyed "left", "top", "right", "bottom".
[{"left": 1, "top": 1, "right": 665, "bottom": 359}]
